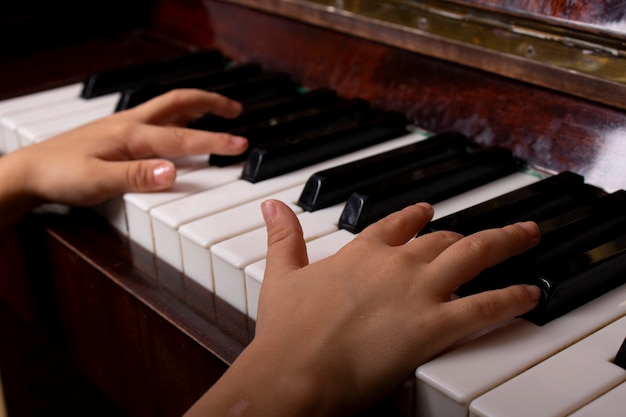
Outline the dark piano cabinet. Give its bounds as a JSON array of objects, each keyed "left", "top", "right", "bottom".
[{"left": 0, "top": 212, "right": 237, "bottom": 417}]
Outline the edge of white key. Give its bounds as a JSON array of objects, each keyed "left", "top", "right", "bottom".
[
  {"left": 469, "top": 315, "right": 626, "bottom": 417},
  {"left": 210, "top": 204, "right": 345, "bottom": 315},
  {"left": 179, "top": 186, "right": 303, "bottom": 291},
  {"left": 245, "top": 229, "right": 356, "bottom": 321},
  {"left": 415, "top": 284, "right": 626, "bottom": 417}
]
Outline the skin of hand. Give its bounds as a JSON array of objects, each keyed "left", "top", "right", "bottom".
[
  {"left": 185, "top": 200, "right": 541, "bottom": 417},
  {"left": 0, "top": 89, "right": 248, "bottom": 237}
]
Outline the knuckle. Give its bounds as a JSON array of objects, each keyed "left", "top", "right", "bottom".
[
  {"left": 463, "top": 234, "right": 491, "bottom": 257},
  {"left": 125, "top": 163, "right": 147, "bottom": 190},
  {"left": 170, "top": 126, "right": 189, "bottom": 147},
  {"left": 505, "top": 223, "right": 529, "bottom": 245},
  {"left": 211, "top": 132, "right": 232, "bottom": 144},
  {"left": 432, "top": 230, "right": 464, "bottom": 243},
  {"left": 162, "top": 88, "right": 188, "bottom": 104},
  {"left": 474, "top": 295, "right": 501, "bottom": 317},
  {"left": 378, "top": 207, "right": 415, "bottom": 230},
  {"left": 267, "top": 226, "right": 290, "bottom": 245},
  {"left": 112, "top": 120, "right": 137, "bottom": 138}
]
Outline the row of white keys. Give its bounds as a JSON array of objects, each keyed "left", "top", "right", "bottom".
[
  {"left": 0, "top": 83, "right": 83, "bottom": 152},
  {"left": 470, "top": 314, "right": 626, "bottom": 417},
  {"left": 569, "top": 381, "right": 626, "bottom": 417},
  {"left": 95, "top": 154, "right": 211, "bottom": 235},
  {"left": 147, "top": 130, "right": 431, "bottom": 271},
  {"left": 244, "top": 229, "right": 356, "bottom": 321},
  {"left": 19, "top": 96, "right": 119, "bottom": 146},
  {"left": 1, "top": 91, "right": 118, "bottom": 151},
  {"left": 211, "top": 202, "right": 345, "bottom": 314},
  {"left": 124, "top": 163, "right": 244, "bottom": 251},
  {"left": 179, "top": 185, "right": 304, "bottom": 292},
  {"left": 241, "top": 171, "right": 541, "bottom": 320},
  {"left": 415, "top": 284, "right": 626, "bottom": 417}
]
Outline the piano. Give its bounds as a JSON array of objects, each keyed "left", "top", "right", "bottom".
[{"left": 1, "top": 1, "right": 626, "bottom": 416}]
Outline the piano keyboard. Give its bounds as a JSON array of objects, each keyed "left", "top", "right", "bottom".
[{"left": 2, "top": 50, "right": 625, "bottom": 417}]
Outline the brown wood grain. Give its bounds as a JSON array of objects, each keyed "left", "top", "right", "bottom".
[
  {"left": 206, "top": 0, "right": 626, "bottom": 193},
  {"left": 453, "top": 0, "right": 626, "bottom": 28}
]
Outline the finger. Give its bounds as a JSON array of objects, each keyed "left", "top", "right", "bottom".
[
  {"left": 262, "top": 200, "right": 309, "bottom": 280},
  {"left": 430, "top": 222, "right": 540, "bottom": 290},
  {"left": 442, "top": 284, "right": 541, "bottom": 339},
  {"left": 358, "top": 203, "right": 434, "bottom": 247},
  {"left": 92, "top": 159, "right": 177, "bottom": 198},
  {"left": 122, "top": 124, "right": 248, "bottom": 158},
  {"left": 405, "top": 230, "right": 464, "bottom": 263},
  {"left": 127, "top": 89, "right": 243, "bottom": 124}
]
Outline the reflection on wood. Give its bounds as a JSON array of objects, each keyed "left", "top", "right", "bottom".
[{"left": 457, "top": 0, "right": 626, "bottom": 30}]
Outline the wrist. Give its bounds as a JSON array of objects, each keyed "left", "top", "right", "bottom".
[
  {"left": 185, "top": 339, "right": 338, "bottom": 417},
  {"left": 0, "top": 150, "right": 43, "bottom": 228}
]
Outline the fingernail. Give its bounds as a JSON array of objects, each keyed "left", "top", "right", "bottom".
[
  {"left": 230, "top": 100, "right": 243, "bottom": 112},
  {"left": 153, "top": 162, "right": 176, "bottom": 186},
  {"left": 261, "top": 200, "right": 277, "bottom": 223},
  {"left": 518, "top": 221, "right": 540, "bottom": 239},
  {"left": 415, "top": 202, "right": 434, "bottom": 216},
  {"left": 526, "top": 285, "right": 541, "bottom": 301},
  {"left": 230, "top": 135, "right": 248, "bottom": 148}
]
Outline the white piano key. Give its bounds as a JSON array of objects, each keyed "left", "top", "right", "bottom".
[
  {"left": 18, "top": 98, "right": 118, "bottom": 146},
  {"left": 0, "top": 84, "right": 81, "bottom": 115},
  {"left": 469, "top": 315, "right": 626, "bottom": 417},
  {"left": 1, "top": 93, "right": 118, "bottom": 151},
  {"left": 124, "top": 164, "right": 242, "bottom": 253},
  {"left": 244, "top": 229, "right": 356, "bottom": 321},
  {"left": 93, "top": 197, "right": 128, "bottom": 234},
  {"left": 91, "top": 155, "right": 210, "bottom": 235},
  {"left": 244, "top": 259, "right": 266, "bottom": 322},
  {"left": 179, "top": 185, "right": 303, "bottom": 291},
  {"left": 415, "top": 284, "right": 626, "bottom": 417},
  {"left": 167, "top": 155, "right": 212, "bottom": 175},
  {"left": 150, "top": 130, "right": 429, "bottom": 272},
  {"left": 211, "top": 203, "right": 345, "bottom": 315},
  {"left": 568, "top": 381, "right": 626, "bottom": 417},
  {"left": 0, "top": 84, "right": 82, "bottom": 152}
]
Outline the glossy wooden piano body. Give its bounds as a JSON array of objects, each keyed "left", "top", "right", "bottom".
[{"left": 1, "top": 1, "right": 626, "bottom": 416}]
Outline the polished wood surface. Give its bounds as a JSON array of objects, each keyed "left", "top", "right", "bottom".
[
  {"left": 2, "top": 1, "right": 626, "bottom": 416},
  {"left": 208, "top": 0, "right": 626, "bottom": 193},
  {"left": 457, "top": 0, "right": 626, "bottom": 31}
]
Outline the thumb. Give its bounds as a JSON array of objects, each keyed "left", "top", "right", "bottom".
[
  {"left": 108, "top": 159, "right": 177, "bottom": 194},
  {"left": 261, "top": 199, "right": 309, "bottom": 280}
]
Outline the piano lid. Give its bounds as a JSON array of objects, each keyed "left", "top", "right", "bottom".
[{"left": 220, "top": 0, "right": 626, "bottom": 111}]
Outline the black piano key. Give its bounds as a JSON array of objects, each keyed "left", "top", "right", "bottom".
[
  {"left": 422, "top": 171, "right": 593, "bottom": 236},
  {"left": 338, "top": 147, "right": 522, "bottom": 233},
  {"left": 297, "top": 131, "right": 470, "bottom": 211},
  {"left": 114, "top": 63, "right": 263, "bottom": 111},
  {"left": 81, "top": 50, "right": 225, "bottom": 98},
  {"left": 524, "top": 231, "right": 626, "bottom": 325},
  {"left": 209, "top": 72, "right": 300, "bottom": 106},
  {"left": 193, "top": 88, "right": 338, "bottom": 133},
  {"left": 211, "top": 98, "right": 373, "bottom": 167},
  {"left": 615, "top": 337, "right": 626, "bottom": 370},
  {"left": 457, "top": 190, "right": 626, "bottom": 297},
  {"left": 242, "top": 110, "right": 409, "bottom": 183}
]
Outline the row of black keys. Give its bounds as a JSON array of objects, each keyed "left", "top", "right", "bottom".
[
  {"left": 82, "top": 49, "right": 523, "bottom": 231},
  {"left": 82, "top": 50, "right": 626, "bottom": 326}
]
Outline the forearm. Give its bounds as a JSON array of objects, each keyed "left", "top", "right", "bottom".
[
  {"left": 0, "top": 151, "right": 42, "bottom": 241},
  {"left": 183, "top": 340, "right": 336, "bottom": 417}
]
